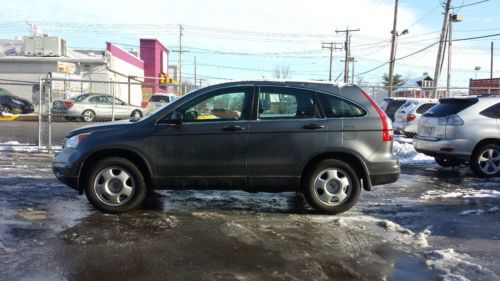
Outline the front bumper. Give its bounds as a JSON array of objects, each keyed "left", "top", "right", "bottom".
[{"left": 52, "top": 148, "right": 84, "bottom": 191}]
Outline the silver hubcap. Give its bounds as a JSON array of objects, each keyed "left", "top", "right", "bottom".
[
  {"left": 133, "top": 111, "right": 141, "bottom": 117},
  {"left": 83, "top": 111, "right": 94, "bottom": 121},
  {"left": 478, "top": 148, "right": 500, "bottom": 175},
  {"left": 314, "top": 168, "right": 352, "bottom": 206},
  {"left": 93, "top": 167, "right": 135, "bottom": 206}
]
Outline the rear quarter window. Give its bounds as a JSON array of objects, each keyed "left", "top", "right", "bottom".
[
  {"left": 416, "top": 103, "right": 436, "bottom": 114},
  {"left": 480, "top": 103, "right": 500, "bottom": 119},
  {"left": 424, "top": 99, "right": 478, "bottom": 117},
  {"left": 319, "top": 94, "right": 366, "bottom": 118}
]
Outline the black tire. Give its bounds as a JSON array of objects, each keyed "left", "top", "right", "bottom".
[
  {"left": 403, "top": 132, "right": 416, "bottom": 139},
  {"left": 81, "top": 109, "right": 96, "bottom": 122},
  {"left": 470, "top": 144, "right": 500, "bottom": 178},
  {"left": 84, "top": 157, "right": 147, "bottom": 213},
  {"left": 303, "top": 159, "right": 361, "bottom": 214},
  {"left": 0, "top": 104, "right": 11, "bottom": 114},
  {"left": 131, "top": 110, "right": 142, "bottom": 118},
  {"left": 434, "top": 156, "right": 464, "bottom": 167}
]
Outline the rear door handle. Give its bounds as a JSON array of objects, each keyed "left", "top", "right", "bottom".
[
  {"left": 303, "top": 124, "right": 325, "bottom": 130},
  {"left": 222, "top": 125, "right": 244, "bottom": 131}
]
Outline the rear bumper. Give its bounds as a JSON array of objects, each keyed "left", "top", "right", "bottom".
[
  {"left": 414, "top": 136, "right": 472, "bottom": 158},
  {"left": 367, "top": 160, "right": 400, "bottom": 187}
]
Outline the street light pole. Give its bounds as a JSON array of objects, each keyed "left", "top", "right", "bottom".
[{"left": 447, "top": 14, "right": 462, "bottom": 97}]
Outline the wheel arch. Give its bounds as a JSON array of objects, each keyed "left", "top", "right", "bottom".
[
  {"left": 472, "top": 138, "right": 500, "bottom": 158},
  {"left": 78, "top": 148, "right": 154, "bottom": 194},
  {"left": 301, "top": 151, "right": 372, "bottom": 191}
]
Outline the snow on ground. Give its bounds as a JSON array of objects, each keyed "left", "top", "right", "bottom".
[
  {"left": 425, "top": 249, "right": 498, "bottom": 281},
  {"left": 421, "top": 188, "right": 500, "bottom": 200},
  {"left": 392, "top": 136, "right": 435, "bottom": 165}
]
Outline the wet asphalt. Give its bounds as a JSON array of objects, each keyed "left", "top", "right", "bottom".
[{"left": 0, "top": 152, "right": 499, "bottom": 281}]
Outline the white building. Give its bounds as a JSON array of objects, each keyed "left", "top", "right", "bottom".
[{"left": 0, "top": 36, "right": 144, "bottom": 106}]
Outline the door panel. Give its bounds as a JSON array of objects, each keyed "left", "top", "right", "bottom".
[
  {"left": 154, "top": 87, "right": 253, "bottom": 189},
  {"left": 246, "top": 86, "right": 329, "bottom": 190}
]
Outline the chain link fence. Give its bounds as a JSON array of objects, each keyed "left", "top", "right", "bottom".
[{"left": 1, "top": 76, "right": 499, "bottom": 152}]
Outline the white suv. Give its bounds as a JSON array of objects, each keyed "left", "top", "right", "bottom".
[
  {"left": 394, "top": 99, "right": 437, "bottom": 138},
  {"left": 414, "top": 95, "right": 500, "bottom": 177}
]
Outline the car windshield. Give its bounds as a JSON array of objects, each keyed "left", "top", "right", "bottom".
[
  {"left": 423, "top": 98, "right": 478, "bottom": 117},
  {"left": 71, "top": 94, "right": 91, "bottom": 102}
]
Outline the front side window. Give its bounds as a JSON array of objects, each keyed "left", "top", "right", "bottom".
[
  {"left": 178, "top": 90, "right": 246, "bottom": 122},
  {"left": 258, "top": 88, "right": 319, "bottom": 119},
  {"left": 319, "top": 94, "right": 366, "bottom": 118}
]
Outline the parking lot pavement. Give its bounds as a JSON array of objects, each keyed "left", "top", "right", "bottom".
[{"left": 0, "top": 152, "right": 499, "bottom": 281}]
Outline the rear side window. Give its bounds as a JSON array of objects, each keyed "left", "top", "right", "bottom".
[
  {"left": 384, "top": 100, "right": 407, "bottom": 120},
  {"left": 480, "top": 103, "right": 500, "bottom": 119},
  {"left": 423, "top": 99, "right": 478, "bottom": 117},
  {"left": 416, "top": 103, "right": 436, "bottom": 114},
  {"left": 319, "top": 94, "right": 366, "bottom": 118},
  {"left": 258, "top": 88, "right": 319, "bottom": 119},
  {"left": 150, "top": 96, "right": 170, "bottom": 103}
]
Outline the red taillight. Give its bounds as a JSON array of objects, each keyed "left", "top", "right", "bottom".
[
  {"left": 65, "top": 101, "right": 74, "bottom": 108},
  {"left": 440, "top": 147, "right": 454, "bottom": 152},
  {"left": 407, "top": 114, "right": 416, "bottom": 122},
  {"left": 360, "top": 89, "right": 393, "bottom": 142}
]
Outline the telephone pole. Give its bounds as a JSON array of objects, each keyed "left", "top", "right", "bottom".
[
  {"left": 322, "top": 42, "right": 342, "bottom": 81},
  {"left": 491, "top": 42, "right": 494, "bottom": 80},
  {"left": 388, "top": 0, "right": 399, "bottom": 97},
  {"left": 178, "top": 25, "right": 184, "bottom": 93},
  {"left": 433, "top": 0, "right": 452, "bottom": 98},
  {"left": 336, "top": 27, "right": 360, "bottom": 83},
  {"left": 194, "top": 56, "right": 197, "bottom": 87}
]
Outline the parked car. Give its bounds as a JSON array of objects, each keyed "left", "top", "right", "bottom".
[
  {"left": 0, "top": 88, "right": 34, "bottom": 114},
  {"left": 53, "top": 80, "right": 400, "bottom": 214},
  {"left": 414, "top": 95, "right": 500, "bottom": 177},
  {"left": 393, "top": 99, "right": 437, "bottom": 138},
  {"left": 146, "top": 93, "right": 178, "bottom": 113},
  {"left": 52, "top": 93, "right": 143, "bottom": 122},
  {"left": 380, "top": 97, "right": 411, "bottom": 122}
]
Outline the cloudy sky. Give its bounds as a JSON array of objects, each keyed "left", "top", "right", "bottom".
[{"left": 0, "top": 0, "right": 498, "bottom": 86}]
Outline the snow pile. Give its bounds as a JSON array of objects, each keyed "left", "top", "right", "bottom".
[
  {"left": 0, "top": 141, "right": 61, "bottom": 153},
  {"left": 421, "top": 188, "right": 500, "bottom": 200},
  {"left": 425, "top": 249, "right": 498, "bottom": 281},
  {"left": 393, "top": 139, "right": 435, "bottom": 164}
]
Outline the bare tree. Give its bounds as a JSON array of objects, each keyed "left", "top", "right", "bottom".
[{"left": 272, "top": 64, "right": 291, "bottom": 79}]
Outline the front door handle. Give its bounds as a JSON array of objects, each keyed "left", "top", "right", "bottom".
[
  {"left": 222, "top": 125, "right": 244, "bottom": 131},
  {"left": 303, "top": 124, "right": 325, "bottom": 130}
]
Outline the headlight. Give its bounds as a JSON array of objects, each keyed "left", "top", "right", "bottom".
[
  {"left": 64, "top": 133, "right": 92, "bottom": 148},
  {"left": 11, "top": 99, "right": 24, "bottom": 105}
]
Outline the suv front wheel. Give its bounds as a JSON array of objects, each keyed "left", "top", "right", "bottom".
[
  {"left": 471, "top": 144, "right": 500, "bottom": 178},
  {"left": 85, "top": 157, "right": 147, "bottom": 213},
  {"left": 304, "top": 159, "right": 361, "bottom": 214}
]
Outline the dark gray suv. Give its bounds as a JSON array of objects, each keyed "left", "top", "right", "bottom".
[{"left": 53, "top": 81, "right": 400, "bottom": 214}]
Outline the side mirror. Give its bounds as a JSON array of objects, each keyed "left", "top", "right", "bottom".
[{"left": 170, "top": 111, "right": 183, "bottom": 125}]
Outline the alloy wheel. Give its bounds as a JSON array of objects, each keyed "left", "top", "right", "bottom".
[
  {"left": 313, "top": 168, "right": 352, "bottom": 206},
  {"left": 93, "top": 166, "right": 136, "bottom": 206},
  {"left": 478, "top": 148, "right": 500, "bottom": 175}
]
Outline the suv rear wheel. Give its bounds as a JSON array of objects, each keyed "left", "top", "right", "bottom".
[
  {"left": 304, "top": 159, "right": 361, "bottom": 214},
  {"left": 85, "top": 157, "right": 147, "bottom": 213},
  {"left": 471, "top": 144, "right": 500, "bottom": 178}
]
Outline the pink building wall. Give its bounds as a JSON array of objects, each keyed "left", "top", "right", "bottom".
[{"left": 140, "top": 39, "right": 169, "bottom": 93}]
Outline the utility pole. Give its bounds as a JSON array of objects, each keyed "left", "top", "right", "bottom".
[
  {"left": 322, "top": 42, "right": 342, "bottom": 81},
  {"left": 351, "top": 58, "right": 357, "bottom": 84},
  {"left": 178, "top": 24, "right": 184, "bottom": 94},
  {"left": 447, "top": 14, "right": 462, "bottom": 97},
  {"left": 433, "top": 0, "right": 452, "bottom": 98},
  {"left": 388, "top": 0, "right": 399, "bottom": 97},
  {"left": 336, "top": 27, "right": 360, "bottom": 83},
  {"left": 194, "top": 56, "right": 197, "bottom": 87},
  {"left": 491, "top": 42, "right": 494, "bottom": 80}
]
